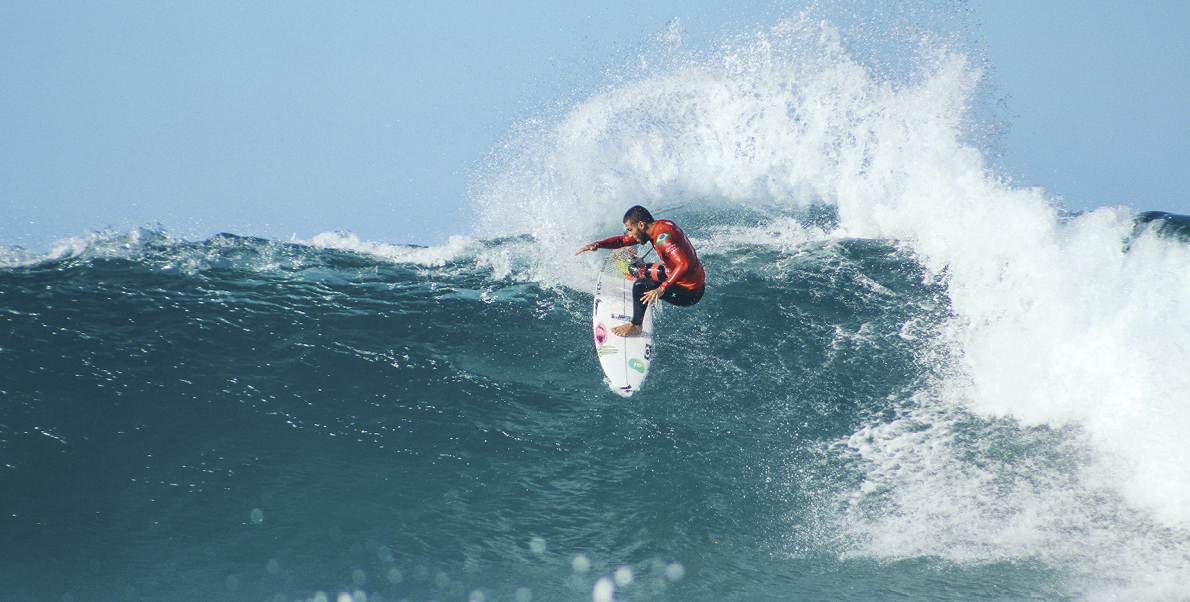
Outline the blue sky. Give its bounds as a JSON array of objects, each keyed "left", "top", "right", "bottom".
[
  {"left": 2, "top": 1, "right": 1187, "bottom": 251},
  {"left": 977, "top": 1, "right": 1190, "bottom": 215}
]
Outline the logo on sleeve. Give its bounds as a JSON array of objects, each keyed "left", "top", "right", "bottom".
[{"left": 655, "top": 232, "right": 671, "bottom": 244}]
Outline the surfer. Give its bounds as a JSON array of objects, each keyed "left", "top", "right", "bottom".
[{"left": 575, "top": 206, "right": 705, "bottom": 336}]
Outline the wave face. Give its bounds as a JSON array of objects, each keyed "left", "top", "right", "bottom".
[{"left": 5, "top": 13, "right": 1190, "bottom": 602}]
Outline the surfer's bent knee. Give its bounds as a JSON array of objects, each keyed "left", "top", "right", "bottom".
[{"left": 630, "top": 278, "right": 705, "bottom": 324}]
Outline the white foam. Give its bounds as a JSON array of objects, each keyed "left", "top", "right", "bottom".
[
  {"left": 694, "top": 216, "right": 836, "bottom": 257},
  {"left": 0, "top": 245, "right": 47, "bottom": 268},
  {"left": 303, "top": 231, "right": 474, "bottom": 267},
  {"left": 0, "top": 228, "right": 489, "bottom": 278},
  {"left": 471, "top": 12, "right": 1190, "bottom": 598},
  {"left": 835, "top": 400, "right": 1190, "bottom": 598},
  {"left": 0, "top": 229, "right": 153, "bottom": 268}
]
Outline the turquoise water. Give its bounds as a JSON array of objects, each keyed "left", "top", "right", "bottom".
[
  {"left": 2, "top": 218, "right": 1186, "bottom": 601},
  {"left": 0, "top": 230, "right": 1026, "bottom": 601}
]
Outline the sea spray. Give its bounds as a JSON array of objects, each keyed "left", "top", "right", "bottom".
[{"left": 473, "top": 12, "right": 1190, "bottom": 599}]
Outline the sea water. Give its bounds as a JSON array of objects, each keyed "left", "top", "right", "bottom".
[{"left": 5, "top": 11, "right": 1190, "bottom": 602}]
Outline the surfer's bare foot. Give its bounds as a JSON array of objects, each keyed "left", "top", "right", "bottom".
[{"left": 611, "top": 323, "right": 643, "bottom": 337}]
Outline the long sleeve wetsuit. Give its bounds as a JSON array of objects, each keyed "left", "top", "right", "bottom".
[{"left": 593, "top": 220, "right": 705, "bottom": 325}]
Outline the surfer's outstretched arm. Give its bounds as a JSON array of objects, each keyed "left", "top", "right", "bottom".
[{"left": 577, "top": 235, "right": 637, "bottom": 255}]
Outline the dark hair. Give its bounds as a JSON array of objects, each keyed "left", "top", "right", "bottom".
[{"left": 623, "top": 205, "right": 654, "bottom": 224}]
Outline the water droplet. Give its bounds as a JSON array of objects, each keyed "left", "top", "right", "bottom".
[
  {"left": 225, "top": 575, "right": 240, "bottom": 591},
  {"left": 250, "top": 508, "right": 264, "bottom": 524},
  {"left": 352, "top": 569, "right": 367, "bottom": 585},
  {"left": 267, "top": 559, "right": 280, "bottom": 574},
  {"left": 377, "top": 545, "right": 394, "bottom": 562},
  {"left": 386, "top": 567, "right": 403, "bottom": 584},
  {"left": 434, "top": 571, "right": 451, "bottom": 588},
  {"left": 614, "top": 566, "right": 634, "bottom": 587},
  {"left": 528, "top": 536, "right": 547, "bottom": 555},
  {"left": 469, "top": 589, "right": 486, "bottom": 602},
  {"left": 592, "top": 577, "right": 615, "bottom": 602},
  {"left": 514, "top": 587, "right": 533, "bottom": 602},
  {"left": 665, "top": 562, "right": 685, "bottom": 582},
  {"left": 571, "top": 554, "right": 592, "bottom": 574},
  {"left": 353, "top": 591, "right": 367, "bottom": 602},
  {"left": 336, "top": 593, "right": 353, "bottom": 602}
]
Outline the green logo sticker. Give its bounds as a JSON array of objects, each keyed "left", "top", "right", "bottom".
[
  {"left": 629, "top": 358, "right": 646, "bottom": 373},
  {"left": 656, "top": 232, "right": 671, "bottom": 244}
]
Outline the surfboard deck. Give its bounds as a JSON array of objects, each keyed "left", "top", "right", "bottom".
[{"left": 593, "top": 248, "right": 655, "bottom": 397}]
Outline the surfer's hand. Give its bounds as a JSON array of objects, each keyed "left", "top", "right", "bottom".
[
  {"left": 642, "top": 287, "right": 665, "bottom": 305},
  {"left": 575, "top": 244, "right": 597, "bottom": 255}
]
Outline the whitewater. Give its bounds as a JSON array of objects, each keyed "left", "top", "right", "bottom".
[{"left": 4, "top": 12, "right": 1190, "bottom": 602}]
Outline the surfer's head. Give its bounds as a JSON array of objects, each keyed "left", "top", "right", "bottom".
[
  {"left": 623, "top": 206, "right": 654, "bottom": 225},
  {"left": 623, "top": 206, "right": 655, "bottom": 243}
]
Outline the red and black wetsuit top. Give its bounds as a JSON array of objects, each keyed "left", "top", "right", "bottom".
[{"left": 593, "top": 220, "right": 705, "bottom": 291}]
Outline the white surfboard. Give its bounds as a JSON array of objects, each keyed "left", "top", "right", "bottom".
[{"left": 593, "top": 248, "right": 655, "bottom": 396}]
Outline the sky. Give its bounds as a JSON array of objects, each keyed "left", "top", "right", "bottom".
[
  {"left": 976, "top": 1, "right": 1190, "bottom": 215},
  {"left": 2, "top": 1, "right": 1187, "bottom": 252}
]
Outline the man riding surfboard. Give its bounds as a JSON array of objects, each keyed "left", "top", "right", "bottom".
[{"left": 576, "top": 206, "right": 706, "bottom": 336}]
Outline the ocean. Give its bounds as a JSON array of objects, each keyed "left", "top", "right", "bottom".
[{"left": 5, "top": 13, "right": 1190, "bottom": 602}]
